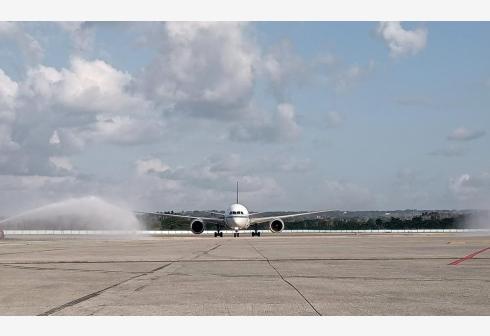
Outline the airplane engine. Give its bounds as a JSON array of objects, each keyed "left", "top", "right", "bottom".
[
  {"left": 269, "top": 218, "right": 284, "bottom": 233},
  {"left": 190, "top": 219, "right": 205, "bottom": 234}
]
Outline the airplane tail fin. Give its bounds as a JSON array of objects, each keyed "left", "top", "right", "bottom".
[{"left": 236, "top": 181, "right": 239, "bottom": 204}]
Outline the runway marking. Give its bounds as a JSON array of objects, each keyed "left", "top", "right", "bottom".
[
  {"left": 38, "top": 262, "right": 174, "bottom": 316},
  {"left": 449, "top": 247, "right": 490, "bottom": 266},
  {"left": 249, "top": 243, "right": 321, "bottom": 316}
]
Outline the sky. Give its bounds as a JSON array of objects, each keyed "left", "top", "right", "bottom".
[{"left": 0, "top": 21, "right": 489, "bottom": 215}]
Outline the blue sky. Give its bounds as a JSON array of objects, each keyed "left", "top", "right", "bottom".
[{"left": 0, "top": 22, "right": 489, "bottom": 214}]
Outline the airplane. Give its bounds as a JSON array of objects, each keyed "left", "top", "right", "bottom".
[{"left": 139, "top": 182, "right": 328, "bottom": 237}]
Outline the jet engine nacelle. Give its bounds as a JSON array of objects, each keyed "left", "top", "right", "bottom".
[
  {"left": 269, "top": 218, "right": 284, "bottom": 233},
  {"left": 190, "top": 219, "right": 205, "bottom": 234}
]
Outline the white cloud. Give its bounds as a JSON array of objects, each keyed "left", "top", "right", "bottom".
[
  {"left": 0, "top": 57, "right": 162, "bottom": 177},
  {"left": 262, "top": 39, "right": 307, "bottom": 100},
  {"left": 58, "top": 22, "right": 95, "bottom": 55},
  {"left": 0, "top": 69, "right": 18, "bottom": 151},
  {"left": 333, "top": 61, "right": 375, "bottom": 91},
  {"left": 140, "top": 22, "right": 257, "bottom": 120},
  {"left": 449, "top": 172, "right": 490, "bottom": 207},
  {"left": 132, "top": 154, "right": 283, "bottom": 210},
  {"left": 376, "top": 22, "right": 427, "bottom": 58},
  {"left": 22, "top": 57, "right": 145, "bottom": 114},
  {"left": 229, "top": 103, "right": 300, "bottom": 143},
  {"left": 48, "top": 130, "right": 61, "bottom": 145},
  {"left": 49, "top": 156, "right": 74, "bottom": 172},
  {"left": 447, "top": 127, "right": 486, "bottom": 141},
  {"left": 135, "top": 158, "right": 170, "bottom": 176},
  {"left": 0, "top": 22, "right": 43, "bottom": 64}
]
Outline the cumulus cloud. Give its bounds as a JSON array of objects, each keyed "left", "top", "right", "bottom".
[
  {"left": 0, "top": 57, "right": 162, "bottom": 177},
  {"left": 0, "top": 69, "right": 19, "bottom": 152},
  {"left": 136, "top": 154, "right": 278, "bottom": 194},
  {"left": 134, "top": 22, "right": 376, "bottom": 143},
  {"left": 140, "top": 22, "right": 257, "bottom": 120},
  {"left": 0, "top": 22, "right": 44, "bottom": 64},
  {"left": 376, "top": 22, "right": 427, "bottom": 58},
  {"left": 262, "top": 39, "right": 307, "bottom": 101},
  {"left": 132, "top": 154, "right": 283, "bottom": 210},
  {"left": 447, "top": 127, "right": 486, "bottom": 141},
  {"left": 228, "top": 103, "right": 300, "bottom": 143}
]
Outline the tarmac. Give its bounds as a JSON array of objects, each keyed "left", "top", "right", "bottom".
[{"left": 0, "top": 232, "right": 489, "bottom": 315}]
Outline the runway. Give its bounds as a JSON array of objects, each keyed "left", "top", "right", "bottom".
[{"left": 0, "top": 233, "right": 489, "bottom": 315}]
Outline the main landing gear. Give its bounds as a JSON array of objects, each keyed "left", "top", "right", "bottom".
[
  {"left": 251, "top": 231, "right": 261, "bottom": 237},
  {"left": 233, "top": 231, "right": 240, "bottom": 237},
  {"left": 214, "top": 224, "right": 223, "bottom": 237}
]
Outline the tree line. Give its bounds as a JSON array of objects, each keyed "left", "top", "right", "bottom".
[{"left": 140, "top": 213, "right": 470, "bottom": 231}]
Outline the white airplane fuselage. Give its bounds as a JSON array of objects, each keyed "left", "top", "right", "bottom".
[{"left": 224, "top": 203, "right": 250, "bottom": 231}]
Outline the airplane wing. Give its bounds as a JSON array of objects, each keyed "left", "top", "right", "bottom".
[
  {"left": 248, "top": 211, "right": 271, "bottom": 217},
  {"left": 250, "top": 210, "right": 330, "bottom": 224},
  {"left": 202, "top": 211, "right": 225, "bottom": 217},
  {"left": 135, "top": 211, "right": 225, "bottom": 222}
]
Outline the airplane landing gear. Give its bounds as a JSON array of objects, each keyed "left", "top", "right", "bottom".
[
  {"left": 251, "top": 231, "right": 261, "bottom": 237},
  {"left": 233, "top": 232, "right": 240, "bottom": 237},
  {"left": 214, "top": 224, "right": 223, "bottom": 237}
]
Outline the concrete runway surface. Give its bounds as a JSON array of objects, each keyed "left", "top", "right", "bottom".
[{"left": 0, "top": 233, "right": 489, "bottom": 315}]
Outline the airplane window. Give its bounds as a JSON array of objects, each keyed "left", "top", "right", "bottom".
[{"left": 239, "top": 211, "right": 243, "bottom": 214}]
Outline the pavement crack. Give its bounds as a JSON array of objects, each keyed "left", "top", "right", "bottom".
[
  {"left": 287, "top": 275, "right": 490, "bottom": 282},
  {"left": 1, "top": 264, "right": 140, "bottom": 274},
  {"left": 2, "top": 257, "right": 486, "bottom": 264},
  {"left": 249, "top": 243, "right": 321, "bottom": 316},
  {"left": 190, "top": 243, "right": 222, "bottom": 260},
  {"left": 0, "top": 248, "right": 65, "bottom": 256},
  {"left": 37, "top": 262, "right": 174, "bottom": 316}
]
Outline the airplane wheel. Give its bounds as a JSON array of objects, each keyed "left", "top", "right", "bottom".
[
  {"left": 257, "top": 232, "right": 261, "bottom": 237},
  {"left": 233, "top": 233, "right": 236, "bottom": 237},
  {"left": 251, "top": 232, "right": 255, "bottom": 237},
  {"left": 237, "top": 233, "right": 240, "bottom": 237},
  {"left": 219, "top": 232, "right": 223, "bottom": 237},
  {"left": 214, "top": 232, "right": 217, "bottom": 237}
]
